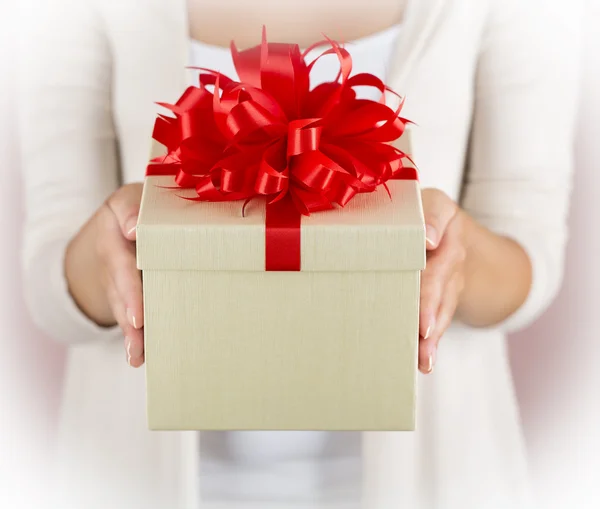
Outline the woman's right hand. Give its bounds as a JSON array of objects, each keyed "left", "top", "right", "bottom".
[{"left": 65, "top": 184, "right": 145, "bottom": 367}]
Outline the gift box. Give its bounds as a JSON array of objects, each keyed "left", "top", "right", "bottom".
[{"left": 136, "top": 32, "right": 426, "bottom": 431}]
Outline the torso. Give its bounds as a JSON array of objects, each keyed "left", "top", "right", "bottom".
[
  {"left": 55, "top": 2, "right": 535, "bottom": 508},
  {"left": 186, "top": 10, "right": 406, "bottom": 504},
  {"left": 187, "top": 0, "right": 408, "bottom": 48}
]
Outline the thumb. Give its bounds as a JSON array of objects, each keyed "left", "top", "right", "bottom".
[
  {"left": 421, "top": 188, "right": 458, "bottom": 250},
  {"left": 106, "top": 183, "right": 144, "bottom": 241}
]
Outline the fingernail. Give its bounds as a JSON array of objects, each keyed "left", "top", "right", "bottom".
[
  {"left": 431, "top": 347, "right": 437, "bottom": 368},
  {"left": 126, "top": 338, "right": 132, "bottom": 366},
  {"left": 127, "top": 308, "right": 139, "bottom": 329},
  {"left": 425, "top": 224, "right": 438, "bottom": 247},
  {"left": 125, "top": 216, "right": 138, "bottom": 237},
  {"left": 424, "top": 318, "right": 436, "bottom": 340},
  {"left": 422, "top": 354, "right": 433, "bottom": 374}
]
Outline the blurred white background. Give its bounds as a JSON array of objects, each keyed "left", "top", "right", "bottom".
[
  {"left": 1, "top": 1, "right": 599, "bottom": 507},
  {"left": 0, "top": 2, "right": 66, "bottom": 507},
  {"left": 508, "top": 1, "right": 600, "bottom": 506}
]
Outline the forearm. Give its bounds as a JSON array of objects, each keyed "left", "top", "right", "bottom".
[{"left": 456, "top": 210, "right": 532, "bottom": 328}]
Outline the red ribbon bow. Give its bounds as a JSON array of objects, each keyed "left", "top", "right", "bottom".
[{"left": 147, "top": 28, "right": 417, "bottom": 271}]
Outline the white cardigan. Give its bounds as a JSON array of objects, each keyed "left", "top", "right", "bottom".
[{"left": 17, "top": 0, "right": 582, "bottom": 508}]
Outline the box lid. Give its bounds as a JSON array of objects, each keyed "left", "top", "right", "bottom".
[{"left": 137, "top": 177, "right": 425, "bottom": 272}]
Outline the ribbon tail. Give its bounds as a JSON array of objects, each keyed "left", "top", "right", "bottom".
[{"left": 265, "top": 195, "right": 301, "bottom": 271}]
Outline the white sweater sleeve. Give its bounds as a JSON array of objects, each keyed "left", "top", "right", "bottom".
[
  {"left": 461, "top": 0, "right": 583, "bottom": 332},
  {"left": 17, "top": 0, "right": 121, "bottom": 343}
]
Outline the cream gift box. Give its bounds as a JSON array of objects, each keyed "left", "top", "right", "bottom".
[{"left": 136, "top": 172, "right": 426, "bottom": 431}]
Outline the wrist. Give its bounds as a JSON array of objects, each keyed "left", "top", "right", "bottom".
[
  {"left": 454, "top": 209, "right": 533, "bottom": 328},
  {"left": 65, "top": 225, "right": 116, "bottom": 328}
]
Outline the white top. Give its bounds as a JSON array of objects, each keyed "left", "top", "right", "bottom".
[
  {"left": 189, "top": 25, "right": 401, "bottom": 506},
  {"left": 189, "top": 23, "right": 402, "bottom": 101},
  {"left": 16, "top": 0, "right": 582, "bottom": 508}
]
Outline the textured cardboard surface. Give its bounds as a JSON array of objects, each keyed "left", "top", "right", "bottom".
[
  {"left": 137, "top": 175, "right": 425, "bottom": 430},
  {"left": 137, "top": 179, "right": 425, "bottom": 272},
  {"left": 143, "top": 270, "right": 420, "bottom": 430}
]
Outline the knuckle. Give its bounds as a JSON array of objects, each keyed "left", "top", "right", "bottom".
[
  {"left": 426, "top": 212, "right": 442, "bottom": 228},
  {"left": 117, "top": 183, "right": 143, "bottom": 204},
  {"left": 424, "top": 188, "right": 456, "bottom": 212},
  {"left": 123, "top": 204, "right": 141, "bottom": 220},
  {"left": 425, "top": 248, "right": 444, "bottom": 267},
  {"left": 121, "top": 182, "right": 143, "bottom": 193},
  {"left": 426, "top": 252, "right": 451, "bottom": 275},
  {"left": 421, "top": 263, "right": 440, "bottom": 283},
  {"left": 420, "top": 277, "right": 441, "bottom": 303},
  {"left": 96, "top": 202, "right": 114, "bottom": 231},
  {"left": 109, "top": 184, "right": 143, "bottom": 214},
  {"left": 422, "top": 189, "right": 459, "bottom": 232}
]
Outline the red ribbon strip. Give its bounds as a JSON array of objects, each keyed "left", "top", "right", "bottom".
[
  {"left": 265, "top": 196, "right": 302, "bottom": 271},
  {"left": 147, "top": 28, "right": 417, "bottom": 271}
]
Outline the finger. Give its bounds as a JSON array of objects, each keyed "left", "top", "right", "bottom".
[
  {"left": 106, "top": 183, "right": 144, "bottom": 241},
  {"left": 106, "top": 235, "right": 144, "bottom": 331},
  {"left": 418, "top": 332, "right": 434, "bottom": 374},
  {"left": 107, "top": 282, "right": 145, "bottom": 368},
  {"left": 99, "top": 190, "right": 145, "bottom": 331},
  {"left": 434, "top": 272, "right": 463, "bottom": 346},
  {"left": 126, "top": 332, "right": 145, "bottom": 368},
  {"left": 421, "top": 188, "right": 458, "bottom": 250},
  {"left": 418, "top": 272, "right": 464, "bottom": 374},
  {"left": 419, "top": 252, "right": 448, "bottom": 339},
  {"left": 419, "top": 230, "right": 463, "bottom": 339}
]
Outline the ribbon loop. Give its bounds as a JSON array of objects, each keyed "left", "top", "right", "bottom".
[
  {"left": 287, "top": 119, "right": 322, "bottom": 156},
  {"left": 146, "top": 28, "right": 417, "bottom": 270}
]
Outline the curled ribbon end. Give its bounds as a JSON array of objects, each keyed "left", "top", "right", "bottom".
[
  {"left": 178, "top": 194, "right": 206, "bottom": 202},
  {"left": 241, "top": 197, "right": 255, "bottom": 218},
  {"left": 383, "top": 183, "right": 392, "bottom": 200}
]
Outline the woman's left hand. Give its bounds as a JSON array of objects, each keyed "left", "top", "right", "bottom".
[{"left": 418, "top": 188, "right": 469, "bottom": 374}]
